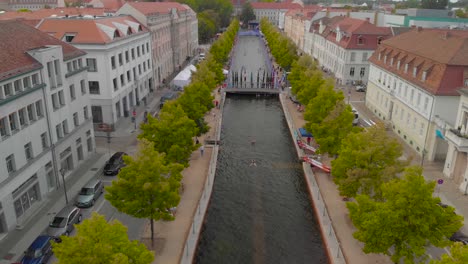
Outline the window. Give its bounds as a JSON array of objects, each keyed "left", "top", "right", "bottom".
[
  {"left": 6, "top": 154, "right": 15, "bottom": 174},
  {"left": 350, "top": 67, "right": 355, "bottom": 77},
  {"left": 3, "top": 83, "right": 12, "bottom": 97},
  {"left": 86, "top": 58, "right": 97, "bottom": 72},
  {"left": 58, "top": 90, "right": 65, "bottom": 106},
  {"left": 69, "top": 84, "right": 76, "bottom": 101},
  {"left": 32, "top": 74, "right": 39, "bottom": 86},
  {"left": 142, "top": 44, "right": 145, "bottom": 55},
  {"left": 413, "top": 117, "right": 417, "bottom": 130},
  {"left": 350, "top": 52, "right": 355, "bottom": 62},
  {"left": 146, "top": 43, "right": 149, "bottom": 53},
  {"left": 35, "top": 100, "right": 43, "bottom": 117},
  {"left": 137, "top": 46, "right": 140, "bottom": 57},
  {"left": 18, "top": 108, "right": 27, "bottom": 127},
  {"left": 111, "top": 56, "right": 116, "bottom": 69},
  {"left": 113, "top": 78, "right": 118, "bottom": 91},
  {"left": 23, "top": 77, "right": 31, "bottom": 89},
  {"left": 360, "top": 68, "right": 365, "bottom": 77},
  {"left": 52, "top": 93, "right": 59, "bottom": 109},
  {"left": 127, "top": 70, "right": 131, "bottom": 82},
  {"left": 118, "top": 53, "right": 123, "bottom": 66},
  {"left": 83, "top": 106, "right": 89, "bottom": 120},
  {"left": 0, "top": 117, "right": 8, "bottom": 137},
  {"left": 24, "top": 142, "right": 33, "bottom": 160},
  {"left": 419, "top": 122, "right": 425, "bottom": 136},
  {"left": 362, "top": 52, "right": 367, "bottom": 62},
  {"left": 138, "top": 65, "right": 142, "bottom": 75},
  {"left": 63, "top": 120, "right": 69, "bottom": 134},
  {"left": 9, "top": 113, "right": 17, "bottom": 132},
  {"left": 131, "top": 48, "right": 135, "bottom": 60},
  {"left": 410, "top": 89, "right": 414, "bottom": 103},
  {"left": 413, "top": 67, "right": 418, "bottom": 77},
  {"left": 417, "top": 93, "right": 421, "bottom": 107},
  {"left": 424, "top": 97, "right": 429, "bottom": 111},
  {"left": 41, "top": 132, "right": 48, "bottom": 150},
  {"left": 397, "top": 60, "right": 401, "bottom": 70},
  {"left": 120, "top": 74, "right": 125, "bottom": 86},
  {"left": 80, "top": 80, "right": 86, "bottom": 95},
  {"left": 404, "top": 86, "right": 408, "bottom": 98},
  {"left": 125, "top": 51, "right": 129, "bottom": 62},
  {"left": 404, "top": 63, "right": 409, "bottom": 73},
  {"left": 14, "top": 80, "right": 22, "bottom": 93},
  {"left": 422, "top": 71, "right": 427, "bottom": 81},
  {"left": 88, "top": 81, "right": 100, "bottom": 94},
  {"left": 73, "top": 112, "right": 79, "bottom": 127},
  {"left": 56, "top": 123, "right": 63, "bottom": 139},
  {"left": 357, "top": 37, "right": 363, "bottom": 45},
  {"left": 63, "top": 34, "right": 75, "bottom": 42}
]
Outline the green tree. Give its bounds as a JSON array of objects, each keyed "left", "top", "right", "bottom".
[
  {"left": 197, "top": 12, "right": 217, "bottom": 43},
  {"left": 240, "top": 2, "right": 256, "bottom": 27},
  {"left": 431, "top": 242, "right": 468, "bottom": 264},
  {"left": 106, "top": 139, "right": 184, "bottom": 243},
  {"left": 347, "top": 166, "right": 464, "bottom": 264},
  {"left": 331, "top": 123, "right": 407, "bottom": 199},
  {"left": 311, "top": 101, "right": 359, "bottom": 156},
  {"left": 139, "top": 103, "right": 198, "bottom": 166},
  {"left": 421, "top": 0, "right": 448, "bottom": 9},
  {"left": 52, "top": 212, "right": 154, "bottom": 264},
  {"left": 304, "top": 79, "right": 343, "bottom": 127},
  {"left": 176, "top": 81, "right": 214, "bottom": 134}
]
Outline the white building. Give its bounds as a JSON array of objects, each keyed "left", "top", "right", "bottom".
[
  {"left": 366, "top": 28, "right": 468, "bottom": 166},
  {"left": 117, "top": 2, "right": 198, "bottom": 88},
  {"left": 251, "top": 1, "right": 302, "bottom": 28},
  {"left": 308, "top": 16, "right": 392, "bottom": 85},
  {"left": 0, "top": 20, "right": 94, "bottom": 234},
  {"left": 38, "top": 15, "right": 154, "bottom": 127}
]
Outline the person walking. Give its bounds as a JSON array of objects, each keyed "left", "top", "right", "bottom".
[{"left": 200, "top": 145, "right": 205, "bottom": 157}]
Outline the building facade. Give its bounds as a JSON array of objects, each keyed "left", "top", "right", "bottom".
[
  {"left": 366, "top": 28, "right": 468, "bottom": 165},
  {"left": 251, "top": 2, "right": 302, "bottom": 28},
  {"left": 284, "top": 8, "right": 318, "bottom": 51},
  {"left": 117, "top": 2, "right": 198, "bottom": 88},
  {"left": 0, "top": 20, "right": 94, "bottom": 234},
  {"left": 37, "top": 15, "right": 153, "bottom": 128},
  {"left": 309, "top": 17, "right": 392, "bottom": 85}
]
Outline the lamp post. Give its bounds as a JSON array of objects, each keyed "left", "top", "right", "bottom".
[{"left": 60, "top": 168, "right": 69, "bottom": 205}]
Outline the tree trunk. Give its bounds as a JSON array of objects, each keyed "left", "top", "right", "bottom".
[{"left": 150, "top": 218, "right": 154, "bottom": 246}]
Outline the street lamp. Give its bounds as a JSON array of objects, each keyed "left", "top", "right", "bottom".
[{"left": 60, "top": 168, "right": 69, "bottom": 205}]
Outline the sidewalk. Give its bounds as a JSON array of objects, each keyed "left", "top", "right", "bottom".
[{"left": 0, "top": 153, "right": 108, "bottom": 264}]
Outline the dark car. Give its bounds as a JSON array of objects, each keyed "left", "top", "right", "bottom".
[
  {"left": 103, "top": 152, "right": 127, "bottom": 176},
  {"left": 20, "top": 235, "right": 53, "bottom": 264},
  {"left": 159, "top": 92, "right": 178, "bottom": 109},
  {"left": 450, "top": 231, "right": 468, "bottom": 245}
]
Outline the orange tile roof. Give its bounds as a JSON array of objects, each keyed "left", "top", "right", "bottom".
[
  {"left": 0, "top": 20, "right": 85, "bottom": 82},
  {"left": 0, "top": 7, "right": 107, "bottom": 21},
  {"left": 96, "top": 0, "right": 125, "bottom": 12},
  {"left": 125, "top": 2, "right": 189, "bottom": 16},
  {"left": 369, "top": 28, "right": 468, "bottom": 96},
  {"left": 37, "top": 15, "right": 148, "bottom": 44}
]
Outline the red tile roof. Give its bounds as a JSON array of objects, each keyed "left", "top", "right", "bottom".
[
  {"left": 250, "top": 2, "right": 302, "bottom": 10},
  {"left": 0, "top": 7, "right": 107, "bottom": 21},
  {"left": 231, "top": 0, "right": 247, "bottom": 7},
  {"left": 369, "top": 28, "right": 468, "bottom": 96},
  {"left": 37, "top": 15, "right": 148, "bottom": 44},
  {"left": 0, "top": 20, "right": 85, "bottom": 82},
  {"left": 93, "top": 0, "right": 125, "bottom": 12},
  {"left": 320, "top": 17, "right": 391, "bottom": 50},
  {"left": 125, "top": 2, "right": 189, "bottom": 16}
]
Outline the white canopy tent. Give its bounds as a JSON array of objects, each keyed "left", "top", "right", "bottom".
[{"left": 172, "top": 64, "right": 197, "bottom": 89}]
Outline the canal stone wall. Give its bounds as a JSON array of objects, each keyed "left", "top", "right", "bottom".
[{"left": 279, "top": 93, "right": 346, "bottom": 264}]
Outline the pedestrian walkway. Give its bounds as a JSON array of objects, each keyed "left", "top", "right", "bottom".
[{"left": 0, "top": 153, "right": 107, "bottom": 264}]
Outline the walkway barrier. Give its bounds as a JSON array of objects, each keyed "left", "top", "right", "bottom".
[
  {"left": 180, "top": 92, "right": 225, "bottom": 264},
  {"left": 279, "top": 94, "right": 346, "bottom": 264}
]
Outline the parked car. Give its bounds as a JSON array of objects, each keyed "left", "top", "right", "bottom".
[
  {"left": 103, "top": 152, "right": 127, "bottom": 176},
  {"left": 20, "top": 235, "right": 53, "bottom": 264},
  {"left": 356, "top": 85, "right": 366, "bottom": 92},
  {"left": 47, "top": 206, "right": 82, "bottom": 241},
  {"left": 352, "top": 108, "right": 359, "bottom": 126},
  {"left": 75, "top": 179, "right": 104, "bottom": 208},
  {"left": 450, "top": 231, "right": 468, "bottom": 245},
  {"left": 159, "top": 92, "right": 178, "bottom": 109}
]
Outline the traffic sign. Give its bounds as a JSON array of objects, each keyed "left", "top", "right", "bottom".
[{"left": 437, "top": 179, "right": 444, "bottom": 185}]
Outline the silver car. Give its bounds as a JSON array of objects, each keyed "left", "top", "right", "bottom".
[
  {"left": 47, "top": 206, "right": 82, "bottom": 241},
  {"left": 75, "top": 179, "right": 103, "bottom": 208}
]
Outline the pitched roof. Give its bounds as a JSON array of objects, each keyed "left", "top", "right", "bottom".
[
  {"left": 321, "top": 17, "right": 392, "bottom": 49},
  {"left": 125, "top": 2, "right": 189, "bottom": 16},
  {"left": 0, "top": 20, "right": 85, "bottom": 82},
  {"left": 0, "top": 7, "right": 106, "bottom": 21},
  {"left": 369, "top": 28, "right": 468, "bottom": 96},
  {"left": 250, "top": 2, "right": 302, "bottom": 10},
  {"left": 92, "top": 0, "right": 125, "bottom": 12},
  {"left": 37, "top": 15, "right": 148, "bottom": 44}
]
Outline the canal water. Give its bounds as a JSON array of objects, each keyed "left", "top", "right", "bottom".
[{"left": 194, "top": 95, "right": 328, "bottom": 263}]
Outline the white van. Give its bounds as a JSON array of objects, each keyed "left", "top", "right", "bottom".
[{"left": 352, "top": 108, "right": 359, "bottom": 126}]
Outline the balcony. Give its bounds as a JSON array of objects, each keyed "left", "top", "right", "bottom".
[{"left": 446, "top": 129, "right": 468, "bottom": 152}]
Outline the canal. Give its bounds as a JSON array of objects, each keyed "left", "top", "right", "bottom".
[{"left": 194, "top": 94, "right": 328, "bottom": 263}]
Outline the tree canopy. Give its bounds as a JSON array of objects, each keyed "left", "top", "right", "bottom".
[
  {"left": 260, "top": 18, "right": 298, "bottom": 70},
  {"left": 331, "top": 123, "right": 408, "bottom": 199},
  {"left": 240, "top": 2, "right": 256, "bottom": 27},
  {"left": 105, "top": 139, "right": 184, "bottom": 242},
  {"left": 52, "top": 212, "right": 154, "bottom": 264},
  {"left": 430, "top": 242, "right": 468, "bottom": 264},
  {"left": 421, "top": 0, "right": 448, "bottom": 9},
  {"left": 303, "top": 79, "right": 343, "bottom": 127},
  {"left": 347, "top": 166, "right": 464, "bottom": 263}
]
